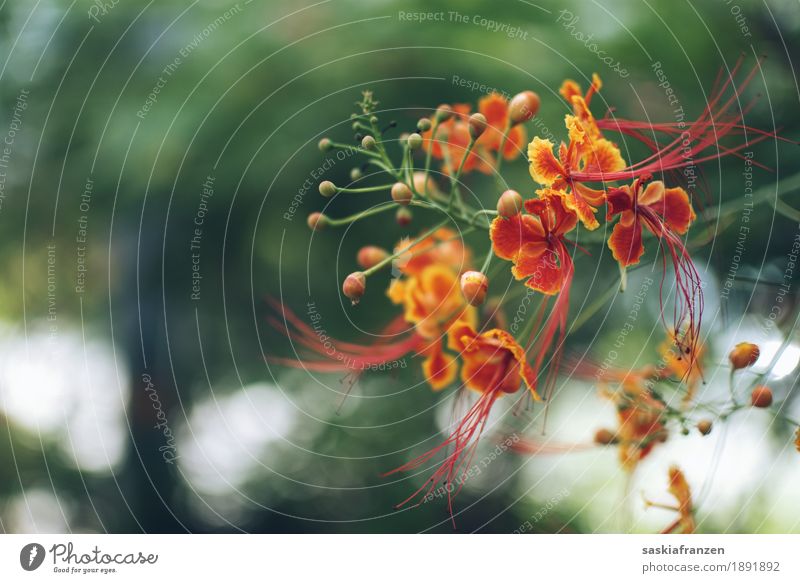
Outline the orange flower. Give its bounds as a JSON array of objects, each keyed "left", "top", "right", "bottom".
[
  {"left": 560, "top": 74, "right": 604, "bottom": 139},
  {"left": 421, "top": 96, "right": 526, "bottom": 175},
  {"left": 528, "top": 115, "right": 625, "bottom": 229},
  {"left": 384, "top": 323, "right": 535, "bottom": 519},
  {"left": 490, "top": 192, "right": 577, "bottom": 294},
  {"left": 476, "top": 93, "right": 527, "bottom": 160},
  {"left": 388, "top": 264, "right": 476, "bottom": 390},
  {"left": 448, "top": 322, "right": 538, "bottom": 399},
  {"left": 605, "top": 381, "right": 667, "bottom": 471},
  {"left": 646, "top": 466, "right": 696, "bottom": 534},
  {"left": 422, "top": 104, "right": 485, "bottom": 175},
  {"left": 391, "top": 227, "right": 471, "bottom": 277},
  {"left": 795, "top": 427, "right": 800, "bottom": 453},
  {"left": 606, "top": 178, "right": 696, "bottom": 267},
  {"left": 659, "top": 328, "right": 705, "bottom": 405},
  {"left": 607, "top": 177, "right": 703, "bottom": 362}
]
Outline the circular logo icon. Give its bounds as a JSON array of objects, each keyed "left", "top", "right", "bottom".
[{"left": 20, "top": 543, "right": 46, "bottom": 571}]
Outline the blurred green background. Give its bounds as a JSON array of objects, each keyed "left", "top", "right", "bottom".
[{"left": 0, "top": 0, "right": 798, "bottom": 533}]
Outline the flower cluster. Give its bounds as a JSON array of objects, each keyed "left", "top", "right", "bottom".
[{"left": 272, "top": 62, "right": 796, "bottom": 529}]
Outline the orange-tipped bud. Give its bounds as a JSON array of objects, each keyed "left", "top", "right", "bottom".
[
  {"left": 509, "top": 91, "right": 540, "bottom": 125},
  {"left": 729, "top": 342, "right": 760, "bottom": 370},
  {"left": 318, "top": 138, "right": 333, "bottom": 152},
  {"left": 468, "top": 113, "right": 488, "bottom": 140},
  {"left": 318, "top": 180, "right": 337, "bottom": 197},
  {"left": 697, "top": 419, "right": 713, "bottom": 435},
  {"left": 306, "top": 212, "right": 328, "bottom": 231},
  {"left": 342, "top": 272, "right": 366, "bottom": 305},
  {"left": 751, "top": 385, "right": 773, "bottom": 408},
  {"left": 356, "top": 246, "right": 389, "bottom": 270},
  {"left": 497, "top": 189, "right": 523, "bottom": 217},
  {"left": 391, "top": 182, "right": 413, "bottom": 206},
  {"left": 435, "top": 103, "right": 453, "bottom": 122},
  {"left": 594, "top": 428, "right": 618, "bottom": 445},
  {"left": 396, "top": 207, "right": 412, "bottom": 226},
  {"left": 460, "top": 271, "right": 488, "bottom": 306}
]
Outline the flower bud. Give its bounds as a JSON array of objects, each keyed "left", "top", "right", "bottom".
[
  {"left": 396, "top": 207, "right": 412, "bottom": 226},
  {"left": 594, "top": 428, "right": 618, "bottom": 445},
  {"left": 412, "top": 171, "right": 440, "bottom": 197},
  {"left": 497, "top": 189, "right": 523, "bottom": 217},
  {"left": 407, "top": 132, "right": 423, "bottom": 150},
  {"left": 318, "top": 138, "right": 333, "bottom": 152},
  {"left": 729, "top": 342, "right": 760, "bottom": 370},
  {"left": 318, "top": 180, "right": 337, "bottom": 197},
  {"left": 361, "top": 135, "right": 376, "bottom": 150},
  {"left": 306, "top": 212, "right": 328, "bottom": 231},
  {"left": 751, "top": 385, "right": 773, "bottom": 408},
  {"left": 350, "top": 167, "right": 363, "bottom": 181},
  {"left": 391, "top": 182, "right": 413, "bottom": 206},
  {"left": 460, "top": 271, "right": 489, "bottom": 306},
  {"left": 417, "top": 118, "right": 432, "bottom": 132},
  {"left": 342, "top": 272, "right": 366, "bottom": 305},
  {"left": 468, "top": 113, "right": 488, "bottom": 140},
  {"left": 696, "top": 419, "right": 713, "bottom": 435},
  {"left": 509, "top": 91, "right": 541, "bottom": 125},
  {"left": 357, "top": 246, "right": 389, "bottom": 270},
  {"left": 435, "top": 103, "right": 453, "bottom": 122}
]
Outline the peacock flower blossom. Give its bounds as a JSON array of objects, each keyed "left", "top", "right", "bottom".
[
  {"left": 384, "top": 323, "right": 536, "bottom": 518},
  {"left": 646, "top": 466, "right": 696, "bottom": 534},
  {"left": 606, "top": 177, "right": 696, "bottom": 266},
  {"left": 605, "top": 381, "right": 668, "bottom": 471},
  {"left": 490, "top": 192, "right": 577, "bottom": 295},
  {"left": 422, "top": 104, "right": 491, "bottom": 175},
  {"left": 608, "top": 177, "right": 703, "bottom": 359},
  {"left": 421, "top": 94, "right": 527, "bottom": 176},
  {"left": 387, "top": 263, "right": 476, "bottom": 390},
  {"left": 476, "top": 93, "right": 527, "bottom": 159},
  {"left": 528, "top": 114, "right": 625, "bottom": 229},
  {"left": 490, "top": 193, "right": 578, "bottom": 399}
]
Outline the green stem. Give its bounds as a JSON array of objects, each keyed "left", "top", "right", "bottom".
[
  {"left": 335, "top": 184, "right": 394, "bottom": 194},
  {"left": 447, "top": 137, "right": 477, "bottom": 212},
  {"left": 423, "top": 118, "right": 441, "bottom": 197}
]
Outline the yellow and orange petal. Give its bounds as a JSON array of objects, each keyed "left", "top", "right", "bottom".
[
  {"left": 512, "top": 243, "right": 564, "bottom": 295},
  {"left": 489, "top": 213, "right": 545, "bottom": 261},
  {"left": 607, "top": 212, "right": 644, "bottom": 267},
  {"left": 402, "top": 264, "right": 469, "bottom": 339},
  {"left": 448, "top": 324, "right": 537, "bottom": 398},
  {"left": 545, "top": 186, "right": 600, "bottom": 231},
  {"left": 666, "top": 466, "right": 696, "bottom": 533},
  {"left": 386, "top": 278, "right": 406, "bottom": 305},
  {"left": 524, "top": 192, "right": 578, "bottom": 236},
  {"left": 528, "top": 137, "right": 563, "bottom": 186},
  {"left": 582, "top": 138, "right": 626, "bottom": 177},
  {"left": 421, "top": 340, "right": 458, "bottom": 391},
  {"left": 639, "top": 182, "right": 696, "bottom": 235},
  {"left": 559, "top": 79, "right": 581, "bottom": 103}
]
